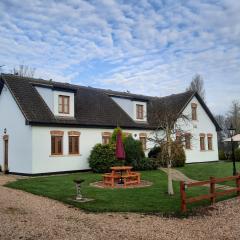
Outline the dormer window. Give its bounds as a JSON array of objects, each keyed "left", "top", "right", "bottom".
[
  {"left": 53, "top": 91, "right": 74, "bottom": 117},
  {"left": 191, "top": 103, "right": 197, "bottom": 120},
  {"left": 133, "top": 101, "right": 147, "bottom": 122},
  {"left": 136, "top": 104, "right": 144, "bottom": 120},
  {"left": 58, "top": 95, "right": 70, "bottom": 114}
]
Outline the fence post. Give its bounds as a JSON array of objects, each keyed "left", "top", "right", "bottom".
[
  {"left": 236, "top": 174, "right": 240, "bottom": 197},
  {"left": 180, "top": 181, "right": 187, "bottom": 212},
  {"left": 210, "top": 177, "right": 216, "bottom": 204}
]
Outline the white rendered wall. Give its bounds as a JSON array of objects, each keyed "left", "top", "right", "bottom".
[
  {"left": 0, "top": 85, "right": 32, "bottom": 173},
  {"left": 35, "top": 87, "right": 75, "bottom": 117},
  {"left": 179, "top": 96, "right": 219, "bottom": 163},
  {"left": 112, "top": 97, "right": 134, "bottom": 119},
  {"left": 32, "top": 126, "right": 154, "bottom": 174},
  {"left": 35, "top": 86, "right": 54, "bottom": 111}
]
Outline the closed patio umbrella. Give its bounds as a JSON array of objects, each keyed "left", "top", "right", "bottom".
[
  {"left": 115, "top": 130, "right": 125, "bottom": 184},
  {"left": 116, "top": 130, "right": 125, "bottom": 160}
]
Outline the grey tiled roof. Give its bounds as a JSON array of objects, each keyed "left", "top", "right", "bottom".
[{"left": 0, "top": 74, "right": 220, "bottom": 130}]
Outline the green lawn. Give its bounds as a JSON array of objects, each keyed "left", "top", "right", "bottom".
[
  {"left": 179, "top": 161, "right": 240, "bottom": 186},
  {"left": 6, "top": 170, "right": 209, "bottom": 214},
  {"left": 5, "top": 161, "right": 239, "bottom": 214}
]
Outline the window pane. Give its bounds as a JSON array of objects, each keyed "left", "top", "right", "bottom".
[
  {"left": 57, "top": 137, "right": 62, "bottom": 154},
  {"left": 69, "top": 136, "right": 79, "bottom": 154},
  {"left": 208, "top": 137, "right": 212, "bottom": 150},
  {"left": 59, "top": 104, "right": 63, "bottom": 113},
  {"left": 200, "top": 137, "right": 205, "bottom": 150},
  {"left": 75, "top": 137, "right": 79, "bottom": 153},
  {"left": 51, "top": 136, "right": 62, "bottom": 155},
  {"left": 192, "top": 107, "right": 197, "bottom": 120},
  {"left": 51, "top": 136, "right": 55, "bottom": 154},
  {"left": 102, "top": 136, "right": 110, "bottom": 145},
  {"left": 63, "top": 96, "right": 68, "bottom": 105},
  {"left": 137, "top": 104, "right": 144, "bottom": 119},
  {"left": 69, "top": 136, "right": 73, "bottom": 153},
  {"left": 185, "top": 134, "right": 191, "bottom": 149},
  {"left": 64, "top": 96, "right": 69, "bottom": 113},
  {"left": 59, "top": 96, "right": 70, "bottom": 114},
  {"left": 58, "top": 96, "right": 63, "bottom": 113}
]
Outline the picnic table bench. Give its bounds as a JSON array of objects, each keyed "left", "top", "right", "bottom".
[{"left": 103, "top": 166, "right": 141, "bottom": 188}]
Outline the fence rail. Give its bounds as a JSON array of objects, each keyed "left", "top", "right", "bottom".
[{"left": 180, "top": 174, "right": 240, "bottom": 212}]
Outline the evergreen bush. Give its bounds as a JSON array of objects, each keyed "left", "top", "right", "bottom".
[
  {"left": 123, "top": 135, "right": 145, "bottom": 169},
  {"left": 219, "top": 149, "right": 227, "bottom": 160},
  {"left": 235, "top": 148, "right": 240, "bottom": 162},
  {"left": 88, "top": 144, "right": 116, "bottom": 173}
]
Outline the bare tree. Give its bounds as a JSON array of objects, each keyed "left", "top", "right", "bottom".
[
  {"left": 186, "top": 74, "right": 205, "bottom": 101},
  {"left": 215, "top": 114, "right": 230, "bottom": 150},
  {"left": 11, "top": 65, "right": 36, "bottom": 78},
  {"left": 148, "top": 99, "right": 190, "bottom": 195},
  {"left": 228, "top": 100, "right": 240, "bottom": 133}
]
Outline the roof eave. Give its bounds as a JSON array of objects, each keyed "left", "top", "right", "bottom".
[
  {"left": 28, "top": 120, "right": 157, "bottom": 130},
  {"left": 1, "top": 75, "right": 31, "bottom": 124},
  {"left": 107, "top": 93, "right": 150, "bottom": 102}
]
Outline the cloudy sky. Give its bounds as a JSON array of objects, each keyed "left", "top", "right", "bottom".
[{"left": 0, "top": 0, "right": 239, "bottom": 114}]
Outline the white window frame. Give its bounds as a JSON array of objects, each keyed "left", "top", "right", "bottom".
[
  {"left": 133, "top": 101, "right": 147, "bottom": 122},
  {"left": 53, "top": 91, "right": 75, "bottom": 117}
]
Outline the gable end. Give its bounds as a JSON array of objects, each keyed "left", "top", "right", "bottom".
[{"left": 180, "top": 92, "right": 221, "bottom": 131}]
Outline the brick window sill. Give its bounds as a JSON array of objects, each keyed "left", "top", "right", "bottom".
[{"left": 50, "top": 154, "right": 81, "bottom": 157}]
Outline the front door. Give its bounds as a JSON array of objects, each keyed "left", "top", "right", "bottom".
[{"left": 3, "top": 135, "right": 9, "bottom": 173}]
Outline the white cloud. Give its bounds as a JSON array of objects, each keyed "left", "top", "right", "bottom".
[{"left": 0, "top": 0, "right": 239, "bottom": 114}]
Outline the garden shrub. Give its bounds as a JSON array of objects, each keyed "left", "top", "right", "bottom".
[
  {"left": 148, "top": 146, "right": 161, "bottom": 158},
  {"left": 219, "top": 150, "right": 227, "bottom": 160},
  {"left": 134, "top": 158, "right": 158, "bottom": 170},
  {"left": 171, "top": 144, "right": 186, "bottom": 167},
  {"left": 155, "top": 142, "right": 186, "bottom": 167},
  {"left": 123, "top": 135, "right": 145, "bottom": 169},
  {"left": 88, "top": 144, "right": 116, "bottom": 173},
  {"left": 235, "top": 148, "right": 240, "bottom": 162},
  {"left": 110, "top": 127, "right": 126, "bottom": 144}
]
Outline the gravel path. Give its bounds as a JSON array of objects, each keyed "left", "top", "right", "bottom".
[{"left": 1, "top": 175, "right": 240, "bottom": 240}]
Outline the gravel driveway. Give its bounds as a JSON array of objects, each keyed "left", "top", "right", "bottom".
[{"left": 0, "top": 175, "right": 240, "bottom": 240}]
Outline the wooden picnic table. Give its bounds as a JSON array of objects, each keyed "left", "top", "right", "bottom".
[
  {"left": 110, "top": 166, "right": 132, "bottom": 174},
  {"left": 103, "top": 166, "right": 140, "bottom": 188}
]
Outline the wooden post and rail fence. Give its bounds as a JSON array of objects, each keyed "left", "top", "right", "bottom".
[{"left": 180, "top": 174, "right": 240, "bottom": 212}]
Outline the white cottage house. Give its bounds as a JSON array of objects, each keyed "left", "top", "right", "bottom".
[{"left": 0, "top": 74, "right": 220, "bottom": 175}]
